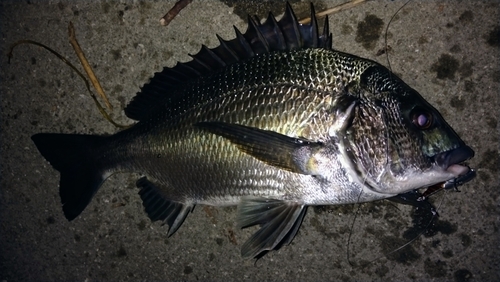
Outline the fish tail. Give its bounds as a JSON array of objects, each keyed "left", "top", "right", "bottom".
[{"left": 31, "top": 133, "right": 108, "bottom": 221}]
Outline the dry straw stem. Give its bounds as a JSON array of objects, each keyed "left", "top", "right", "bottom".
[
  {"left": 160, "top": 0, "right": 193, "bottom": 26},
  {"left": 68, "top": 21, "right": 112, "bottom": 111},
  {"left": 299, "top": 0, "right": 369, "bottom": 24}
]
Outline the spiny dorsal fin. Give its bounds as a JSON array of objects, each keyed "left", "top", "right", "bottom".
[{"left": 125, "top": 3, "right": 332, "bottom": 121}]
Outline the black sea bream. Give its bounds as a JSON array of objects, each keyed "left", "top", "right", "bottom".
[{"left": 31, "top": 3, "right": 475, "bottom": 258}]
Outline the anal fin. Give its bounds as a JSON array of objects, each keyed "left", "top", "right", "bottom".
[
  {"left": 137, "top": 177, "right": 194, "bottom": 236},
  {"left": 237, "top": 197, "right": 306, "bottom": 258}
]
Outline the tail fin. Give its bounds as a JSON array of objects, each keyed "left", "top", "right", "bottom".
[{"left": 31, "top": 133, "right": 108, "bottom": 221}]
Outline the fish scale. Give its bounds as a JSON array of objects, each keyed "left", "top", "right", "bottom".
[{"left": 31, "top": 3, "right": 475, "bottom": 258}]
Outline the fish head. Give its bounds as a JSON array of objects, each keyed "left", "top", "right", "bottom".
[{"left": 337, "top": 65, "right": 474, "bottom": 195}]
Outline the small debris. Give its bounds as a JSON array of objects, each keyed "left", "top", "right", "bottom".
[
  {"left": 68, "top": 22, "right": 112, "bottom": 111},
  {"left": 160, "top": 0, "right": 193, "bottom": 27},
  {"left": 299, "top": 0, "right": 368, "bottom": 24}
]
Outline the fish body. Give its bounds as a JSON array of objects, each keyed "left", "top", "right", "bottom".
[{"left": 32, "top": 4, "right": 474, "bottom": 258}]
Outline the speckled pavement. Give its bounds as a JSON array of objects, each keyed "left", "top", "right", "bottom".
[{"left": 1, "top": 1, "right": 499, "bottom": 281}]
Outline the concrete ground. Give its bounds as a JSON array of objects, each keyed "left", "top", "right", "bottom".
[{"left": 1, "top": 0, "right": 498, "bottom": 281}]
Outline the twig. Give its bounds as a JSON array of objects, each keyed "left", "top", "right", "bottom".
[
  {"left": 299, "top": 0, "right": 369, "bottom": 24},
  {"left": 68, "top": 21, "right": 112, "bottom": 111},
  {"left": 160, "top": 0, "right": 193, "bottom": 26},
  {"left": 8, "top": 39, "right": 130, "bottom": 128}
]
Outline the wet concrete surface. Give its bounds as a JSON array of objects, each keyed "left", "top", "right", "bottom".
[{"left": 1, "top": 0, "right": 499, "bottom": 281}]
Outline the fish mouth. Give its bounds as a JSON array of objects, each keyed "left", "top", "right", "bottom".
[{"left": 433, "top": 145, "right": 475, "bottom": 177}]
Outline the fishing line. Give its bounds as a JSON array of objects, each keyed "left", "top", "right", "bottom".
[
  {"left": 365, "top": 188, "right": 448, "bottom": 265},
  {"left": 347, "top": 0, "right": 430, "bottom": 266},
  {"left": 346, "top": 107, "right": 390, "bottom": 266},
  {"left": 346, "top": 189, "right": 364, "bottom": 266},
  {"left": 384, "top": 0, "right": 413, "bottom": 72}
]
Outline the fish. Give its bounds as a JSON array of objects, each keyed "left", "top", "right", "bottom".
[{"left": 31, "top": 3, "right": 475, "bottom": 258}]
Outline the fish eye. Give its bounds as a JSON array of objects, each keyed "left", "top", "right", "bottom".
[{"left": 411, "top": 109, "right": 433, "bottom": 129}]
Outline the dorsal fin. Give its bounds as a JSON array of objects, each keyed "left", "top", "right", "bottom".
[{"left": 125, "top": 2, "right": 332, "bottom": 121}]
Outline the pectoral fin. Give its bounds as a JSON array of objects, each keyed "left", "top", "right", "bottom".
[
  {"left": 196, "top": 122, "right": 322, "bottom": 174},
  {"left": 237, "top": 197, "right": 307, "bottom": 258}
]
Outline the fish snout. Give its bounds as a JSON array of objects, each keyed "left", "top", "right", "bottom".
[{"left": 433, "top": 146, "right": 475, "bottom": 177}]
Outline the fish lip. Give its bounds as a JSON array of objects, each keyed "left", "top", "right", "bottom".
[{"left": 432, "top": 145, "right": 475, "bottom": 175}]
